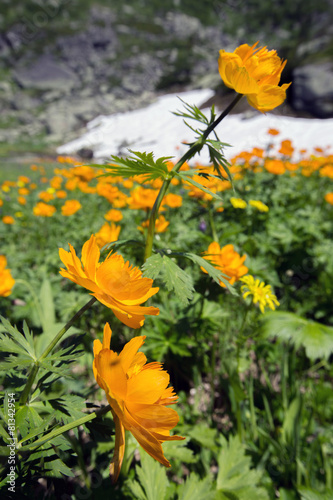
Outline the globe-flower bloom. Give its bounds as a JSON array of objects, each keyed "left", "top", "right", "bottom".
[
  {"left": 324, "top": 192, "right": 333, "bottom": 205},
  {"left": 240, "top": 275, "right": 280, "bottom": 313},
  {"left": 202, "top": 242, "right": 248, "bottom": 287},
  {"left": 218, "top": 42, "right": 291, "bottom": 113},
  {"left": 61, "top": 199, "right": 82, "bottom": 216},
  {"left": 95, "top": 222, "right": 121, "bottom": 248},
  {"left": 33, "top": 202, "right": 56, "bottom": 217},
  {"left": 93, "top": 323, "right": 184, "bottom": 483},
  {"left": 59, "top": 235, "right": 159, "bottom": 328},
  {"left": 0, "top": 256, "right": 15, "bottom": 297},
  {"left": 138, "top": 215, "right": 169, "bottom": 233}
]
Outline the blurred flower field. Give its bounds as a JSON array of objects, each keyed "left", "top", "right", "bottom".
[{"left": 1, "top": 43, "right": 333, "bottom": 500}]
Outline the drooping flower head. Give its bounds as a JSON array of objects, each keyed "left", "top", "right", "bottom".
[
  {"left": 240, "top": 275, "right": 280, "bottom": 313},
  {"left": 202, "top": 242, "right": 248, "bottom": 287},
  {"left": 218, "top": 42, "right": 291, "bottom": 113},
  {"left": 59, "top": 235, "right": 159, "bottom": 328},
  {"left": 93, "top": 323, "right": 184, "bottom": 483}
]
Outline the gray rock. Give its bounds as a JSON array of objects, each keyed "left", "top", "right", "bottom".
[
  {"left": 292, "top": 62, "right": 333, "bottom": 118},
  {"left": 13, "top": 55, "right": 78, "bottom": 92}
]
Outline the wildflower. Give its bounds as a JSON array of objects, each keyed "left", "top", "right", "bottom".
[
  {"left": 218, "top": 42, "right": 291, "bottom": 112},
  {"left": 17, "top": 196, "right": 27, "bottom": 205},
  {"left": 279, "top": 139, "right": 294, "bottom": 156},
  {"left": 240, "top": 275, "right": 279, "bottom": 313},
  {"left": 56, "top": 190, "right": 67, "bottom": 199},
  {"left": 0, "top": 256, "right": 15, "bottom": 296},
  {"left": 104, "top": 209, "right": 123, "bottom": 222},
  {"left": 2, "top": 216, "right": 15, "bottom": 224},
  {"left": 230, "top": 197, "right": 247, "bottom": 209},
  {"left": 267, "top": 128, "right": 280, "bottom": 136},
  {"left": 95, "top": 222, "right": 121, "bottom": 248},
  {"left": 138, "top": 215, "right": 169, "bottom": 233},
  {"left": 59, "top": 235, "right": 159, "bottom": 328},
  {"left": 264, "top": 159, "right": 285, "bottom": 175},
  {"left": 39, "top": 191, "right": 54, "bottom": 202},
  {"left": 33, "top": 202, "right": 56, "bottom": 217},
  {"left": 61, "top": 199, "right": 82, "bottom": 216},
  {"left": 324, "top": 192, "right": 333, "bottom": 205},
  {"left": 249, "top": 200, "right": 269, "bottom": 212},
  {"left": 128, "top": 186, "right": 160, "bottom": 211},
  {"left": 164, "top": 193, "right": 183, "bottom": 208},
  {"left": 93, "top": 323, "right": 184, "bottom": 483},
  {"left": 202, "top": 242, "right": 248, "bottom": 287}
]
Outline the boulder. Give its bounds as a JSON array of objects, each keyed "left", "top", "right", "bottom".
[
  {"left": 13, "top": 55, "right": 78, "bottom": 92},
  {"left": 292, "top": 62, "right": 333, "bottom": 118}
]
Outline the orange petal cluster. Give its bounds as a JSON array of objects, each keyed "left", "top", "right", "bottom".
[
  {"left": 61, "top": 199, "right": 82, "bottom": 216},
  {"left": 95, "top": 222, "right": 121, "bottom": 248},
  {"left": 59, "top": 235, "right": 159, "bottom": 328},
  {"left": 0, "top": 256, "right": 15, "bottom": 297},
  {"left": 218, "top": 42, "right": 291, "bottom": 112},
  {"left": 202, "top": 242, "right": 248, "bottom": 287},
  {"left": 93, "top": 323, "right": 184, "bottom": 483}
]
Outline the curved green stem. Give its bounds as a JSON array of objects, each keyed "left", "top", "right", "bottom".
[
  {"left": 19, "top": 297, "right": 97, "bottom": 406},
  {"left": 143, "top": 93, "right": 244, "bottom": 261}
]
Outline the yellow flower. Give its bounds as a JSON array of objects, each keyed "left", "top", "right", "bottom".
[
  {"left": 93, "top": 323, "right": 184, "bottom": 483},
  {"left": 59, "top": 235, "right": 159, "bottom": 328},
  {"left": 218, "top": 42, "right": 291, "bottom": 112},
  {"left": 61, "top": 199, "right": 82, "bottom": 216},
  {"left": 33, "top": 202, "right": 56, "bottom": 217},
  {"left": 249, "top": 200, "right": 269, "bottom": 212},
  {"left": 240, "top": 275, "right": 280, "bottom": 313},
  {"left": 202, "top": 242, "right": 248, "bottom": 287},
  {"left": 0, "top": 256, "right": 15, "bottom": 297},
  {"left": 95, "top": 222, "right": 121, "bottom": 248},
  {"left": 230, "top": 197, "right": 247, "bottom": 209}
]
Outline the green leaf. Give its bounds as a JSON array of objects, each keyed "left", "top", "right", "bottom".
[
  {"left": 183, "top": 253, "right": 238, "bottom": 295},
  {"left": 143, "top": 254, "right": 194, "bottom": 305},
  {"left": 135, "top": 452, "right": 169, "bottom": 500},
  {"left": 176, "top": 171, "right": 223, "bottom": 201},
  {"left": 216, "top": 434, "right": 269, "bottom": 500},
  {"left": 281, "top": 396, "right": 302, "bottom": 444},
  {"left": 260, "top": 312, "right": 333, "bottom": 360},
  {"left": 92, "top": 150, "right": 172, "bottom": 182},
  {"left": 298, "top": 487, "right": 333, "bottom": 500},
  {"left": 173, "top": 98, "right": 211, "bottom": 126},
  {"left": 177, "top": 473, "right": 215, "bottom": 500},
  {"left": 44, "top": 458, "right": 75, "bottom": 478},
  {"left": 0, "top": 316, "right": 36, "bottom": 360},
  {"left": 187, "top": 423, "right": 218, "bottom": 451},
  {"left": 142, "top": 253, "right": 164, "bottom": 280},
  {"left": 39, "top": 278, "right": 56, "bottom": 330}
]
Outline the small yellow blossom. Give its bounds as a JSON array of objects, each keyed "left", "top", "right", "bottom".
[
  {"left": 240, "top": 275, "right": 279, "bottom": 313},
  {"left": 249, "top": 200, "right": 269, "bottom": 212},
  {"left": 230, "top": 197, "right": 247, "bottom": 209}
]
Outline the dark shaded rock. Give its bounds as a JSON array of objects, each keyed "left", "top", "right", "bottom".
[
  {"left": 292, "top": 62, "right": 333, "bottom": 118},
  {"left": 77, "top": 147, "right": 94, "bottom": 159},
  {"left": 13, "top": 55, "right": 78, "bottom": 91}
]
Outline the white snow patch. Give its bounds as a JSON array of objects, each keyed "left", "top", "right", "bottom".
[{"left": 58, "top": 89, "right": 333, "bottom": 164}]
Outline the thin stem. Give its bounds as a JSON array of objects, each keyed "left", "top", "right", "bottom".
[
  {"left": 143, "top": 93, "right": 243, "bottom": 261},
  {"left": 208, "top": 204, "right": 218, "bottom": 242},
  {"left": 40, "top": 297, "right": 97, "bottom": 361},
  {"left": 19, "top": 297, "right": 97, "bottom": 406}
]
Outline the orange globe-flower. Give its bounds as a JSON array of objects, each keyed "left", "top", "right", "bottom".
[
  {"left": 93, "top": 323, "right": 184, "bottom": 483},
  {"left": 61, "top": 199, "right": 82, "bottom": 216},
  {"left": 218, "top": 42, "right": 291, "bottom": 113},
  {"left": 59, "top": 235, "right": 159, "bottom": 328},
  {"left": 95, "top": 222, "right": 121, "bottom": 248},
  {"left": 0, "top": 256, "right": 15, "bottom": 297},
  {"left": 202, "top": 242, "right": 248, "bottom": 287}
]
